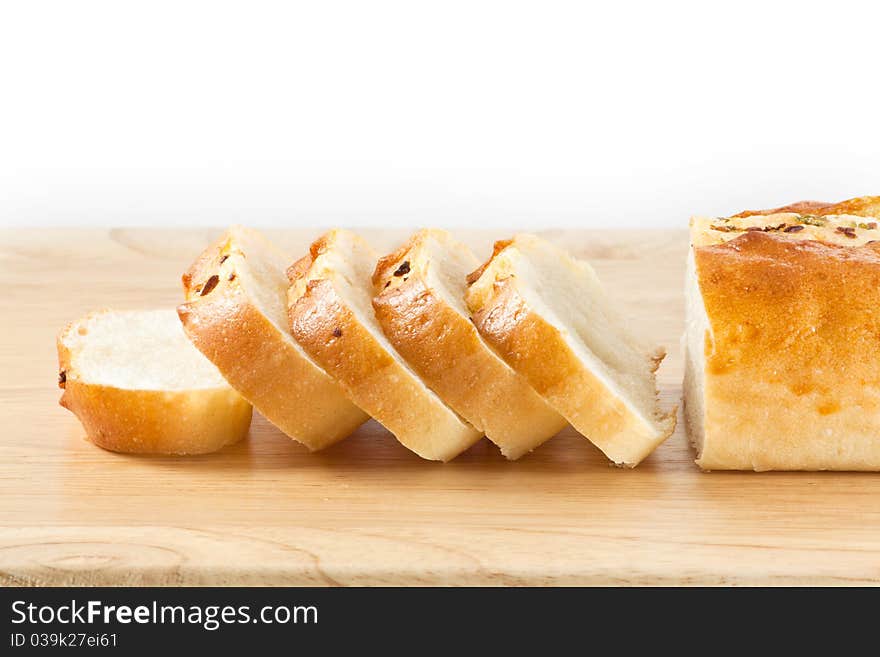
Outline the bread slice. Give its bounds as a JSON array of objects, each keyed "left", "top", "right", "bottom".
[
  {"left": 177, "top": 226, "right": 368, "bottom": 450},
  {"left": 287, "top": 229, "right": 483, "bottom": 461},
  {"left": 57, "top": 309, "right": 252, "bottom": 454},
  {"left": 372, "top": 229, "right": 567, "bottom": 459},
  {"left": 686, "top": 196, "right": 880, "bottom": 470},
  {"left": 465, "top": 234, "right": 676, "bottom": 466}
]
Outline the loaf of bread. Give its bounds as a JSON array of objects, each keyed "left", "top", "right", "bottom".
[
  {"left": 57, "top": 309, "right": 252, "bottom": 454},
  {"left": 465, "top": 234, "right": 676, "bottom": 466},
  {"left": 686, "top": 196, "right": 880, "bottom": 470},
  {"left": 178, "top": 226, "right": 368, "bottom": 450},
  {"left": 372, "top": 229, "right": 567, "bottom": 459},
  {"left": 287, "top": 229, "right": 483, "bottom": 461}
]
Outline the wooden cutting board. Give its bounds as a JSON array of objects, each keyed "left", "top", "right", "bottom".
[{"left": 2, "top": 228, "right": 879, "bottom": 586}]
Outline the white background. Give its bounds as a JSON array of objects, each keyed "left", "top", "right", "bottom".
[{"left": 1, "top": 1, "right": 876, "bottom": 229}]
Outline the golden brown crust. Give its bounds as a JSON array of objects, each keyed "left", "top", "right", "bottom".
[
  {"left": 732, "top": 195, "right": 880, "bottom": 219},
  {"left": 371, "top": 231, "right": 566, "bottom": 459},
  {"left": 290, "top": 279, "right": 396, "bottom": 404},
  {"left": 693, "top": 231, "right": 880, "bottom": 470},
  {"left": 733, "top": 200, "right": 834, "bottom": 218},
  {"left": 178, "top": 229, "right": 368, "bottom": 450},
  {"left": 820, "top": 195, "right": 880, "bottom": 218},
  {"left": 468, "top": 277, "right": 673, "bottom": 466},
  {"left": 288, "top": 271, "right": 482, "bottom": 462},
  {"left": 59, "top": 380, "right": 251, "bottom": 455}
]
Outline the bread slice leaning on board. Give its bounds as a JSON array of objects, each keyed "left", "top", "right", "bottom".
[
  {"left": 465, "top": 234, "right": 676, "bottom": 466},
  {"left": 372, "top": 229, "right": 567, "bottom": 459},
  {"left": 177, "top": 226, "right": 368, "bottom": 450},
  {"left": 686, "top": 195, "right": 880, "bottom": 471},
  {"left": 57, "top": 309, "right": 252, "bottom": 454},
  {"left": 286, "top": 229, "right": 483, "bottom": 462}
]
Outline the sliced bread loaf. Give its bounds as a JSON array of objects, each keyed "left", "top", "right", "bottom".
[
  {"left": 177, "top": 226, "right": 368, "bottom": 450},
  {"left": 465, "top": 234, "right": 676, "bottom": 466},
  {"left": 372, "top": 229, "right": 567, "bottom": 459},
  {"left": 287, "top": 229, "right": 483, "bottom": 461},
  {"left": 57, "top": 309, "right": 252, "bottom": 454}
]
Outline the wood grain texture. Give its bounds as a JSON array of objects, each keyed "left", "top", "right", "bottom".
[{"left": 2, "top": 228, "right": 879, "bottom": 586}]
